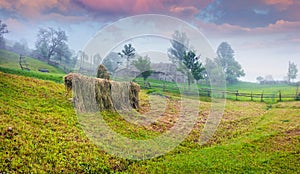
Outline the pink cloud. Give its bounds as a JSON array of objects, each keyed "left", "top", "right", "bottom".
[
  {"left": 1, "top": 0, "right": 81, "bottom": 22},
  {"left": 263, "top": 0, "right": 300, "bottom": 10},
  {"left": 196, "top": 18, "right": 300, "bottom": 37},
  {"left": 75, "top": 0, "right": 212, "bottom": 20},
  {"left": 193, "top": 18, "right": 300, "bottom": 54},
  {"left": 0, "top": 1, "right": 11, "bottom": 9},
  {"left": 169, "top": 6, "right": 199, "bottom": 18},
  {"left": 1, "top": 0, "right": 215, "bottom": 24}
]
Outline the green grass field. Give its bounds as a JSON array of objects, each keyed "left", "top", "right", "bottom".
[
  {"left": 0, "top": 49, "right": 65, "bottom": 74},
  {"left": 133, "top": 77, "right": 299, "bottom": 103},
  {"left": 1, "top": 49, "right": 298, "bottom": 103},
  {"left": 1, "top": 72, "right": 299, "bottom": 173},
  {"left": 0, "top": 50, "right": 66, "bottom": 83}
]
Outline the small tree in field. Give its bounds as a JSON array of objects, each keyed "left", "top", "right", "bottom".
[
  {"left": 132, "top": 55, "right": 152, "bottom": 84},
  {"left": 181, "top": 51, "right": 205, "bottom": 88},
  {"left": 256, "top": 76, "right": 264, "bottom": 84},
  {"left": 288, "top": 61, "right": 298, "bottom": 83},
  {"left": 118, "top": 44, "right": 136, "bottom": 68}
]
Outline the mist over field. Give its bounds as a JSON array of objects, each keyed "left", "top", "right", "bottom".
[
  {"left": 1, "top": 1, "right": 300, "bottom": 173},
  {"left": 1, "top": 0, "right": 300, "bottom": 82}
]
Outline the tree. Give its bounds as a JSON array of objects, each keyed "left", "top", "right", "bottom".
[
  {"left": 264, "top": 75, "right": 274, "bottom": 82},
  {"left": 204, "top": 58, "right": 226, "bottom": 85},
  {"left": 181, "top": 51, "right": 205, "bottom": 88},
  {"left": 168, "top": 30, "right": 189, "bottom": 64},
  {"left": 102, "top": 52, "right": 122, "bottom": 74},
  {"left": 216, "top": 42, "right": 245, "bottom": 84},
  {"left": 256, "top": 76, "right": 264, "bottom": 83},
  {"left": 288, "top": 61, "right": 298, "bottom": 83},
  {"left": 12, "top": 40, "right": 30, "bottom": 56},
  {"left": 118, "top": 43, "right": 136, "bottom": 68},
  {"left": 35, "top": 27, "right": 69, "bottom": 64},
  {"left": 93, "top": 53, "right": 102, "bottom": 66},
  {"left": 168, "top": 31, "right": 205, "bottom": 89},
  {"left": 0, "top": 20, "right": 8, "bottom": 49},
  {"left": 191, "top": 56, "right": 205, "bottom": 83},
  {"left": 131, "top": 55, "right": 153, "bottom": 83},
  {"left": 52, "top": 42, "right": 72, "bottom": 64}
]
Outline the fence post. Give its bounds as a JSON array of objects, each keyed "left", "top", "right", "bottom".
[
  {"left": 235, "top": 90, "right": 238, "bottom": 100},
  {"left": 278, "top": 90, "right": 282, "bottom": 102},
  {"left": 222, "top": 91, "right": 225, "bottom": 99},
  {"left": 207, "top": 89, "right": 210, "bottom": 97},
  {"left": 251, "top": 92, "right": 253, "bottom": 101},
  {"left": 261, "top": 91, "right": 264, "bottom": 102}
]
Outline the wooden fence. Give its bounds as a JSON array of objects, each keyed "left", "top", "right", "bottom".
[{"left": 138, "top": 81, "right": 300, "bottom": 102}]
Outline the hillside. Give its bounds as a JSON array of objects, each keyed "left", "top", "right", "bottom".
[
  {"left": 0, "top": 72, "right": 299, "bottom": 173},
  {"left": 0, "top": 49, "right": 65, "bottom": 74}
]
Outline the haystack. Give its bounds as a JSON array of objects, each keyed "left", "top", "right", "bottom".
[
  {"left": 97, "top": 64, "right": 110, "bottom": 80},
  {"left": 64, "top": 73, "right": 75, "bottom": 96},
  {"left": 64, "top": 73, "right": 140, "bottom": 112},
  {"left": 110, "top": 81, "right": 140, "bottom": 110}
]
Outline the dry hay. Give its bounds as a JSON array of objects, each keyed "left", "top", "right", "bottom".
[
  {"left": 94, "top": 78, "right": 114, "bottom": 111},
  {"left": 97, "top": 64, "right": 110, "bottom": 80},
  {"left": 111, "top": 81, "right": 140, "bottom": 110},
  {"left": 64, "top": 73, "right": 75, "bottom": 96},
  {"left": 64, "top": 73, "right": 140, "bottom": 112}
]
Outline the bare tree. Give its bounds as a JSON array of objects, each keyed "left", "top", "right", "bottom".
[
  {"left": 0, "top": 20, "right": 8, "bottom": 49},
  {"left": 35, "top": 27, "right": 68, "bottom": 64}
]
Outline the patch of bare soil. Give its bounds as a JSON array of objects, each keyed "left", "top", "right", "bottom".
[
  {"left": 274, "top": 101, "right": 300, "bottom": 109},
  {"left": 286, "top": 129, "right": 300, "bottom": 136},
  {"left": 138, "top": 93, "right": 207, "bottom": 133}
]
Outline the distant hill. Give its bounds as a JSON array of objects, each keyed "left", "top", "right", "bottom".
[{"left": 0, "top": 49, "right": 65, "bottom": 74}]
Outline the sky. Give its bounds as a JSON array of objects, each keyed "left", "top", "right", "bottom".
[{"left": 1, "top": 0, "right": 300, "bottom": 82}]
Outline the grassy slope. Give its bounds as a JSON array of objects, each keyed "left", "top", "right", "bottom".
[
  {"left": 0, "top": 72, "right": 299, "bottom": 173},
  {"left": 0, "top": 72, "right": 113, "bottom": 173},
  {"left": 0, "top": 49, "right": 66, "bottom": 83},
  {"left": 0, "top": 49, "right": 65, "bottom": 74}
]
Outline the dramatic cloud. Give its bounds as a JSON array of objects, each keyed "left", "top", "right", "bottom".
[
  {"left": 198, "top": 0, "right": 300, "bottom": 27},
  {"left": 73, "top": 0, "right": 212, "bottom": 21},
  {"left": 0, "top": 0, "right": 83, "bottom": 23}
]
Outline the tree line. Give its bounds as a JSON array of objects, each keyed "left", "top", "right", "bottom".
[
  {"left": 1, "top": 20, "right": 297, "bottom": 86},
  {"left": 109, "top": 30, "right": 245, "bottom": 89},
  {"left": 256, "top": 61, "right": 298, "bottom": 84}
]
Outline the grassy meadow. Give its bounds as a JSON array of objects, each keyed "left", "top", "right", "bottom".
[
  {"left": 0, "top": 50, "right": 66, "bottom": 83},
  {"left": 0, "top": 50, "right": 65, "bottom": 74},
  {"left": 133, "top": 77, "right": 299, "bottom": 103},
  {"left": 0, "top": 49, "right": 299, "bottom": 173},
  {"left": 1, "top": 72, "right": 299, "bottom": 173}
]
